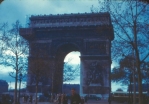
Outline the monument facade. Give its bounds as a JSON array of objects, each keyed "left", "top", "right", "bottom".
[{"left": 19, "top": 12, "right": 114, "bottom": 97}]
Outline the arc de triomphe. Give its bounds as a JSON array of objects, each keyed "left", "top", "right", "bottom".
[{"left": 19, "top": 12, "right": 114, "bottom": 97}]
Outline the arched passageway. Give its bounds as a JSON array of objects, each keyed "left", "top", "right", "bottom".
[
  {"left": 53, "top": 43, "right": 80, "bottom": 93},
  {"left": 63, "top": 51, "right": 80, "bottom": 84}
]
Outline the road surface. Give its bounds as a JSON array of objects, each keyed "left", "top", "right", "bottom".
[{"left": 21, "top": 99, "right": 128, "bottom": 104}]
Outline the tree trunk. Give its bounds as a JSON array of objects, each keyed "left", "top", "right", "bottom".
[
  {"left": 133, "top": 51, "right": 136, "bottom": 104},
  {"left": 134, "top": 40, "right": 142, "bottom": 104},
  {"left": 133, "top": 69, "right": 136, "bottom": 104},
  {"left": 133, "top": 8, "right": 143, "bottom": 103},
  {"left": 137, "top": 66, "right": 143, "bottom": 104},
  {"left": 35, "top": 81, "right": 39, "bottom": 104},
  {"left": 14, "top": 70, "right": 18, "bottom": 104}
]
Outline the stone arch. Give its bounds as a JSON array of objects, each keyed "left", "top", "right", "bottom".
[
  {"left": 20, "top": 12, "right": 114, "bottom": 98},
  {"left": 55, "top": 42, "right": 81, "bottom": 56}
]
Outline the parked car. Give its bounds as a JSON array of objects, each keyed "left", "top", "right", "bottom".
[{"left": 84, "top": 95, "right": 101, "bottom": 101}]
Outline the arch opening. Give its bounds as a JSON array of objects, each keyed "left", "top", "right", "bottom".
[
  {"left": 63, "top": 51, "right": 80, "bottom": 84},
  {"left": 54, "top": 43, "right": 81, "bottom": 93}
]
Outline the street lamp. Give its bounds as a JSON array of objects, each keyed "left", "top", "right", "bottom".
[{"left": 18, "top": 73, "right": 22, "bottom": 104}]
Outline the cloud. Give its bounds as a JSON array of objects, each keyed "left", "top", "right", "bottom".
[
  {"left": 0, "top": 65, "right": 14, "bottom": 82},
  {"left": 0, "top": 0, "right": 99, "bottom": 26},
  {"left": 0, "top": 65, "right": 27, "bottom": 89},
  {"left": 0, "top": 65, "right": 13, "bottom": 73},
  {"left": 64, "top": 51, "right": 80, "bottom": 64},
  {"left": 111, "top": 83, "right": 127, "bottom": 92},
  {"left": 9, "top": 81, "right": 26, "bottom": 89}
]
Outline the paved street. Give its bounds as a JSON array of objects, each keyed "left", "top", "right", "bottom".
[{"left": 21, "top": 99, "right": 128, "bottom": 104}]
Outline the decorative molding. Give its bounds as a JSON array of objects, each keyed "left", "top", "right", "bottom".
[{"left": 29, "top": 13, "right": 111, "bottom": 28}]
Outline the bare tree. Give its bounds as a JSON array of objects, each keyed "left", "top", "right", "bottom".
[
  {"left": 63, "top": 58, "right": 80, "bottom": 82},
  {"left": 141, "top": 0, "right": 149, "bottom": 3},
  {"left": 112, "top": 55, "right": 136, "bottom": 103},
  {"left": 0, "top": 23, "right": 8, "bottom": 63},
  {"left": 110, "top": 1, "right": 149, "bottom": 104},
  {"left": 91, "top": 0, "right": 149, "bottom": 104},
  {"left": 63, "top": 60, "right": 80, "bottom": 82},
  {"left": 112, "top": 55, "right": 136, "bottom": 84},
  {"left": 0, "top": 20, "right": 29, "bottom": 104},
  {"left": 28, "top": 56, "right": 53, "bottom": 104}
]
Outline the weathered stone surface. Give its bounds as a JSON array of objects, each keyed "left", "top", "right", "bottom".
[{"left": 19, "top": 12, "right": 114, "bottom": 97}]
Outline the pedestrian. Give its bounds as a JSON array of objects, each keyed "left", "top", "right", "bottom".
[
  {"left": 70, "top": 88, "right": 81, "bottom": 104},
  {"left": 84, "top": 95, "right": 88, "bottom": 103},
  {"left": 24, "top": 94, "right": 27, "bottom": 103},
  {"left": 57, "top": 93, "right": 61, "bottom": 104},
  {"left": 80, "top": 97, "right": 85, "bottom": 104},
  {"left": 62, "top": 94, "right": 68, "bottom": 104},
  {"left": 26, "top": 95, "right": 29, "bottom": 103},
  {"left": 29, "top": 95, "right": 33, "bottom": 104},
  {"left": 108, "top": 95, "right": 111, "bottom": 104}
]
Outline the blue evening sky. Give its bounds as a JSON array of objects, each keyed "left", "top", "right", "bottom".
[{"left": 0, "top": 0, "right": 127, "bottom": 91}]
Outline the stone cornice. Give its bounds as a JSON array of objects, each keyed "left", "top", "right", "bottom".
[{"left": 29, "top": 12, "right": 112, "bottom": 28}]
